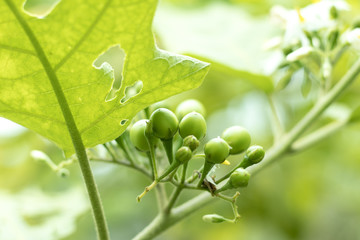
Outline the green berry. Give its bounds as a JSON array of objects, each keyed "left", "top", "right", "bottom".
[
  {"left": 149, "top": 108, "right": 178, "bottom": 140},
  {"left": 175, "top": 99, "right": 206, "bottom": 120},
  {"left": 221, "top": 126, "right": 251, "bottom": 155},
  {"left": 204, "top": 137, "right": 230, "bottom": 164},
  {"left": 202, "top": 214, "right": 229, "bottom": 223},
  {"left": 130, "top": 119, "right": 149, "bottom": 152},
  {"left": 245, "top": 145, "right": 265, "bottom": 164},
  {"left": 175, "top": 146, "right": 192, "bottom": 163},
  {"left": 148, "top": 101, "right": 171, "bottom": 115},
  {"left": 183, "top": 135, "right": 200, "bottom": 151},
  {"left": 179, "top": 112, "right": 207, "bottom": 140},
  {"left": 229, "top": 168, "right": 250, "bottom": 188}
]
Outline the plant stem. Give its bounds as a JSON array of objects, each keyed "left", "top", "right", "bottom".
[
  {"left": 154, "top": 185, "right": 168, "bottom": 211},
  {"left": 133, "top": 193, "right": 215, "bottom": 240},
  {"left": 164, "top": 185, "right": 183, "bottom": 214},
  {"left": 148, "top": 140, "right": 158, "bottom": 180},
  {"left": 251, "top": 57, "right": 360, "bottom": 175},
  {"left": 4, "top": 1, "right": 110, "bottom": 239},
  {"left": 115, "top": 136, "right": 136, "bottom": 165},
  {"left": 164, "top": 163, "right": 188, "bottom": 214},
  {"left": 103, "top": 144, "right": 117, "bottom": 161},
  {"left": 291, "top": 120, "right": 346, "bottom": 153},
  {"left": 162, "top": 138, "right": 174, "bottom": 164},
  {"left": 197, "top": 161, "right": 214, "bottom": 187},
  {"left": 187, "top": 165, "right": 203, "bottom": 183},
  {"left": 137, "top": 161, "right": 181, "bottom": 201},
  {"left": 90, "top": 158, "right": 152, "bottom": 179}
]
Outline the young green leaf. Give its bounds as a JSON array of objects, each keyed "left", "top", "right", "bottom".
[{"left": 0, "top": 0, "right": 210, "bottom": 154}]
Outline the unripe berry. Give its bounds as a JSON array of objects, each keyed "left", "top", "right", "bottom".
[
  {"left": 175, "top": 146, "right": 192, "bottom": 163},
  {"left": 129, "top": 119, "right": 149, "bottom": 152},
  {"left": 202, "top": 214, "right": 229, "bottom": 223},
  {"left": 149, "top": 108, "right": 178, "bottom": 140},
  {"left": 183, "top": 135, "right": 200, "bottom": 151},
  {"left": 204, "top": 137, "right": 230, "bottom": 164},
  {"left": 221, "top": 126, "right": 251, "bottom": 154},
  {"left": 229, "top": 168, "right": 250, "bottom": 188},
  {"left": 245, "top": 145, "right": 265, "bottom": 164},
  {"left": 179, "top": 112, "right": 207, "bottom": 140},
  {"left": 175, "top": 99, "right": 206, "bottom": 120}
]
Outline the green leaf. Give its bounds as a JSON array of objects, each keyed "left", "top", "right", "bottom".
[
  {"left": 0, "top": 0, "right": 209, "bottom": 154},
  {"left": 187, "top": 55, "right": 274, "bottom": 93}
]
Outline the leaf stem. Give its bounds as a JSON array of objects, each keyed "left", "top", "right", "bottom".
[
  {"left": 102, "top": 144, "right": 117, "bottom": 161},
  {"left": 4, "top": 1, "right": 110, "bottom": 238},
  {"left": 90, "top": 157, "right": 152, "bottom": 179}
]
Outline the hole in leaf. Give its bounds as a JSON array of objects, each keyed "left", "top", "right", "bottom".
[
  {"left": 120, "top": 80, "right": 143, "bottom": 104},
  {"left": 23, "top": 0, "right": 61, "bottom": 19},
  {"left": 93, "top": 45, "right": 126, "bottom": 102},
  {"left": 120, "top": 119, "right": 128, "bottom": 126}
]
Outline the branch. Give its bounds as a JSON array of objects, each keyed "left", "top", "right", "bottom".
[
  {"left": 291, "top": 120, "right": 346, "bottom": 153},
  {"left": 133, "top": 57, "right": 360, "bottom": 239},
  {"left": 250, "top": 57, "right": 360, "bottom": 175},
  {"left": 90, "top": 158, "right": 152, "bottom": 179},
  {"left": 133, "top": 192, "right": 214, "bottom": 240}
]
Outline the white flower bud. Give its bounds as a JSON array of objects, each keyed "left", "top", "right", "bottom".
[
  {"left": 286, "top": 46, "right": 314, "bottom": 62},
  {"left": 202, "top": 214, "right": 229, "bottom": 223},
  {"left": 263, "top": 36, "right": 283, "bottom": 51},
  {"left": 346, "top": 28, "right": 360, "bottom": 51},
  {"left": 31, "top": 150, "right": 51, "bottom": 162}
]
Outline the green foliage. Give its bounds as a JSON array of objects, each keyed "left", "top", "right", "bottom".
[{"left": 0, "top": 0, "right": 209, "bottom": 154}]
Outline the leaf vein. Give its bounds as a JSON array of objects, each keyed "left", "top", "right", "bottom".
[
  {"left": 53, "top": 0, "right": 113, "bottom": 71},
  {"left": 0, "top": 43, "right": 37, "bottom": 56},
  {"left": 79, "top": 63, "right": 208, "bottom": 134}
]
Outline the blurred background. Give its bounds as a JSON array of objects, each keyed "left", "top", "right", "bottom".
[{"left": 1, "top": 0, "right": 360, "bottom": 239}]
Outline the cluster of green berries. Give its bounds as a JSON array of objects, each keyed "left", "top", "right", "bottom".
[
  {"left": 129, "top": 99, "right": 206, "bottom": 163},
  {"left": 129, "top": 99, "right": 265, "bottom": 191}
]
